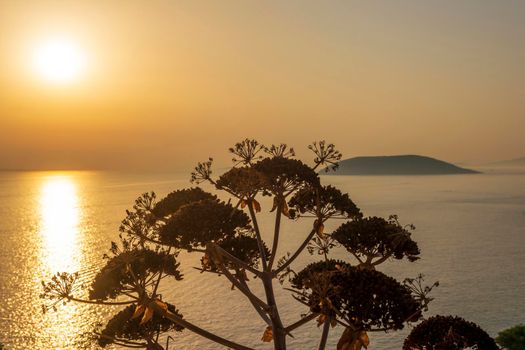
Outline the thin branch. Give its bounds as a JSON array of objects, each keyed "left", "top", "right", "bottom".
[
  {"left": 347, "top": 250, "right": 365, "bottom": 265},
  {"left": 152, "top": 247, "right": 171, "bottom": 296},
  {"left": 288, "top": 292, "right": 353, "bottom": 330},
  {"left": 192, "top": 267, "right": 222, "bottom": 275},
  {"left": 274, "top": 228, "right": 317, "bottom": 276},
  {"left": 207, "top": 245, "right": 270, "bottom": 312},
  {"left": 212, "top": 243, "right": 263, "bottom": 277},
  {"left": 128, "top": 231, "right": 166, "bottom": 247},
  {"left": 372, "top": 252, "right": 393, "bottom": 266},
  {"left": 368, "top": 308, "right": 423, "bottom": 333},
  {"left": 94, "top": 332, "right": 146, "bottom": 347},
  {"left": 285, "top": 313, "right": 319, "bottom": 333},
  {"left": 247, "top": 201, "right": 268, "bottom": 271},
  {"left": 296, "top": 215, "right": 348, "bottom": 220},
  {"left": 188, "top": 247, "right": 207, "bottom": 253},
  {"left": 128, "top": 264, "right": 145, "bottom": 297},
  {"left": 144, "top": 271, "right": 159, "bottom": 286},
  {"left": 268, "top": 198, "right": 283, "bottom": 269},
  {"left": 68, "top": 297, "right": 136, "bottom": 306},
  {"left": 121, "top": 291, "right": 140, "bottom": 300},
  {"left": 149, "top": 302, "right": 254, "bottom": 350},
  {"left": 337, "top": 318, "right": 351, "bottom": 328},
  {"left": 237, "top": 272, "right": 272, "bottom": 326},
  {"left": 318, "top": 316, "right": 331, "bottom": 350}
]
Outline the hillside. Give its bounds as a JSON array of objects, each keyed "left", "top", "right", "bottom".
[{"left": 324, "top": 155, "right": 480, "bottom": 175}]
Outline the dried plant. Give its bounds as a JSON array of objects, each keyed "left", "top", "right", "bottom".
[{"left": 41, "top": 140, "right": 495, "bottom": 350}]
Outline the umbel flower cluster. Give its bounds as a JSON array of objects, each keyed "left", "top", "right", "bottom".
[{"left": 41, "top": 140, "right": 498, "bottom": 350}]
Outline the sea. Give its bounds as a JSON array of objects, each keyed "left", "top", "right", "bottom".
[{"left": 0, "top": 168, "right": 524, "bottom": 349}]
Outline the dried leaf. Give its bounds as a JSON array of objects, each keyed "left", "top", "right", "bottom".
[
  {"left": 358, "top": 331, "right": 369, "bottom": 348},
  {"left": 337, "top": 328, "right": 352, "bottom": 350},
  {"left": 317, "top": 223, "right": 325, "bottom": 237},
  {"left": 317, "top": 314, "right": 327, "bottom": 327},
  {"left": 154, "top": 299, "right": 168, "bottom": 313},
  {"left": 240, "top": 199, "right": 247, "bottom": 209},
  {"left": 201, "top": 253, "right": 210, "bottom": 271},
  {"left": 338, "top": 329, "right": 370, "bottom": 350},
  {"left": 281, "top": 202, "right": 290, "bottom": 217},
  {"left": 270, "top": 197, "right": 278, "bottom": 212},
  {"left": 337, "top": 328, "right": 370, "bottom": 350},
  {"left": 261, "top": 326, "right": 273, "bottom": 342},
  {"left": 131, "top": 304, "right": 145, "bottom": 319},
  {"left": 253, "top": 199, "right": 261, "bottom": 213},
  {"left": 140, "top": 306, "right": 154, "bottom": 325}
]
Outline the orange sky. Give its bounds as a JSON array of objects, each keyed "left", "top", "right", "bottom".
[{"left": 1, "top": 1, "right": 524, "bottom": 170}]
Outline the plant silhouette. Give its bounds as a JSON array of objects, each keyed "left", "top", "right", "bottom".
[{"left": 41, "top": 140, "right": 497, "bottom": 349}]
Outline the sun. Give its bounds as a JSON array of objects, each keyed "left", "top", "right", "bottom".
[{"left": 32, "top": 38, "right": 87, "bottom": 84}]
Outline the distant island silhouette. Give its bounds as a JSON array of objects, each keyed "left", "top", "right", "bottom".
[
  {"left": 323, "top": 155, "right": 480, "bottom": 175},
  {"left": 491, "top": 156, "right": 525, "bottom": 166}
]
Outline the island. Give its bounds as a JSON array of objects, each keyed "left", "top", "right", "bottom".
[
  {"left": 491, "top": 156, "right": 525, "bottom": 167},
  {"left": 323, "top": 155, "right": 480, "bottom": 175}
]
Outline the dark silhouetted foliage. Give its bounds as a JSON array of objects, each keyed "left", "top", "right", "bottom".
[
  {"left": 216, "top": 167, "right": 269, "bottom": 197},
  {"left": 97, "top": 303, "right": 184, "bottom": 348},
  {"left": 40, "top": 140, "right": 496, "bottom": 350},
  {"left": 333, "top": 216, "right": 420, "bottom": 267},
  {"left": 159, "top": 199, "right": 250, "bottom": 249},
  {"left": 291, "top": 259, "right": 352, "bottom": 288},
  {"left": 292, "top": 260, "right": 422, "bottom": 331},
  {"left": 90, "top": 249, "right": 182, "bottom": 301},
  {"left": 252, "top": 156, "right": 320, "bottom": 195},
  {"left": 202, "top": 234, "right": 270, "bottom": 272},
  {"left": 403, "top": 315, "right": 498, "bottom": 350},
  {"left": 309, "top": 140, "right": 342, "bottom": 172},
  {"left": 229, "top": 138, "right": 265, "bottom": 165},
  {"left": 152, "top": 187, "right": 217, "bottom": 218},
  {"left": 288, "top": 185, "right": 361, "bottom": 219}
]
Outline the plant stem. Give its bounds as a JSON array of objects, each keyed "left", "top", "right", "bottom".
[
  {"left": 261, "top": 272, "right": 287, "bottom": 350},
  {"left": 212, "top": 243, "right": 263, "bottom": 277},
  {"left": 207, "top": 244, "right": 270, "bottom": 311},
  {"left": 149, "top": 302, "right": 254, "bottom": 350},
  {"left": 318, "top": 316, "right": 331, "bottom": 350},
  {"left": 268, "top": 198, "right": 283, "bottom": 269},
  {"left": 285, "top": 313, "right": 318, "bottom": 333},
  {"left": 68, "top": 297, "right": 136, "bottom": 306},
  {"left": 152, "top": 247, "right": 171, "bottom": 296},
  {"left": 274, "top": 228, "right": 317, "bottom": 276},
  {"left": 247, "top": 202, "right": 268, "bottom": 271},
  {"left": 237, "top": 273, "right": 272, "bottom": 326}
]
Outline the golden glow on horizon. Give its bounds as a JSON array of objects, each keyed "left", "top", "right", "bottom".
[
  {"left": 39, "top": 175, "right": 80, "bottom": 273},
  {"left": 32, "top": 38, "right": 87, "bottom": 84},
  {"left": 0, "top": 1, "right": 523, "bottom": 167}
]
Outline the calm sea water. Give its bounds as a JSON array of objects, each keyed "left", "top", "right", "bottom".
[{"left": 0, "top": 169, "right": 524, "bottom": 349}]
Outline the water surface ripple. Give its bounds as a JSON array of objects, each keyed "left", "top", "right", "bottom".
[{"left": 0, "top": 171, "right": 524, "bottom": 349}]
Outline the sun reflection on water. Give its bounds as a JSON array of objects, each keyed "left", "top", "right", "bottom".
[
  {"left": 38, "top": 174, "right": 86, "bottom": 349},
  {"left": 40, "top": 175, "right": 81, "bottom": 273}
]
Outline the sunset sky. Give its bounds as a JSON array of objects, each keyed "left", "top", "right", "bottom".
[{"left": 1, "top": 1, "right": 523, "bottom": 171}]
